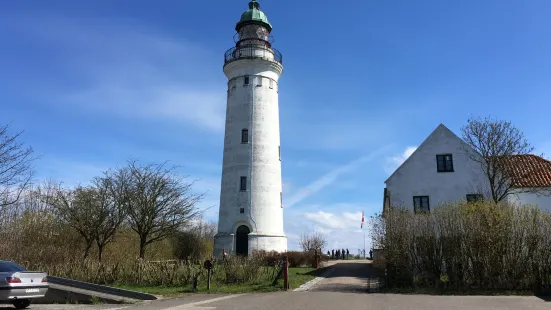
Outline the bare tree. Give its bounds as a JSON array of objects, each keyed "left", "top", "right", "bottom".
[
  {"left": 461, "top": 116, "right": 549, "bottom": 203},
  {"left": 110, "top": 160, "right": 203, "bottom": 259},
  {"left": 299, "top": 231, "right": 327, "bottom": 253},
  {"left": 91, "top": 176, "right": 127, "bottom": 261},
  {"left": 0, "top": 124, "right": 35, "bottom": 207},
  {"left": 51, "top": 186, "right": 98, "bottom": 259}
]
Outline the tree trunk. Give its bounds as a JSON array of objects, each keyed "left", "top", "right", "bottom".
[
  {"left": 97, "top": 244, "right": 104, "bottom": 262},
  {"left": 83, "top": 239, "right": 93, "bottom": 259},
  {"left": 139, "top": 236, "right": 147, "bottom": 259}
]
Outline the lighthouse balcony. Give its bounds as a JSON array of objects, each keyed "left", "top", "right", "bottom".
[{"left": 224, "top": 45, "right": 282, "bottom": 65}]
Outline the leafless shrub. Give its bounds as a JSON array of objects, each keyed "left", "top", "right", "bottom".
[
  {"left": 0, "top": 183, "right": 80, "bottom": 265},
  {"left": 172, "top": 218, "right": 217, "bottom": 263},
  {"left": 371, "top": 200, "right": 551, "bottom": 291}
]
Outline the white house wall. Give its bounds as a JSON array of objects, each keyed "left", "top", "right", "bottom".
[
  {"left": 385, "top": 125, "right": 489, "bottom": 212},
  {"left": 507, "top": 187, "right": 551, "bottom": 213}
]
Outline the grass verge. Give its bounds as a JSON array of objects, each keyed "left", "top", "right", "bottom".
[{"left": 115, "top": 267, "right": 318, "bottom": 296}]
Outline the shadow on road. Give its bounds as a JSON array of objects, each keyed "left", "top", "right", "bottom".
[{"left": 536, "top": 295, "right": 551, "bottom": 302}]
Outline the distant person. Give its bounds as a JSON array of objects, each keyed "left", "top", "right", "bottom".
[
  {"left": 327, "top": 250, "right": 330, "bottom": 257},
  {"left": 369, "top": 249, "right": 373, "bottom": 260},
  {"left": 341, "top": 248, "right": 345, "bottom": 259},
  {"left": 346, "top": 249, "right": 350, "bottom": 259},
  {"left": 331, "top": 249, "right": 335, "bottom": 259}
]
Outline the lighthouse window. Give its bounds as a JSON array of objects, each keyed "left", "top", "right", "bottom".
[
  {"left": 280, "top": 192, "right": 282, "bottom": 208},
  {"left": 240, "top": 176, "right": 247, "bottom": 191},
  {"left": 269, "top": 79, "right": 274, "bottom": 89},
  {"left": 240, "top": 208, "right": 245, "bottom": 214},
  {"left": 278, "top": 145, "right": 281, "bottom": 161},
  {"left": 257, "top": 77, "right": 262, "bottom": 87},
  {"left": 241, "top": 129, "right": 249, "bottom": 143},
  {"left": 244, "top": 76, "right": 250, "bottom": 85}
]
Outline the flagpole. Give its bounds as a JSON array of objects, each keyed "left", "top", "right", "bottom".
[
  {"left": 361, "top": 210, "right": 366, "bottom": 259},
  {"left": 363, "top": 229, "right": 366, "bottom": 259}
]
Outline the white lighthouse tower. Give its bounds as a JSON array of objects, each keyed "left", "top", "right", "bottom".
[{"left": 214, "top": 0, "right": 287, "bottom": 256}]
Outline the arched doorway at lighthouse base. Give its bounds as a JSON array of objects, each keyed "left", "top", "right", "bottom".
[{"left": 235, "top": 225, "right": 250, "bottom": 256}]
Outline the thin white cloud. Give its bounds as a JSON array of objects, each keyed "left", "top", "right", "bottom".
[
  {"left": 304, "top": 211, "right": 361, "bottom": 230},
  {"left": 384, "top": 146, "right": 417, "bottom": 175},
  {"left": 66, "top": 85, "right": 226, "bottom": 132},
  {"left": 282, "top": 181, "right": 293, "bottom": 197},
  {"left": 36, "top": 157, "right": 110, "bottom": 188},
  {"left": 9, "top": 13, "right": 226, "bottom": 132},
  {"left": 284, "top": 145, "right": 392, "bottom": 208},
  {"left": 284, "top": 206, "right": 372, "bottom": 252}
]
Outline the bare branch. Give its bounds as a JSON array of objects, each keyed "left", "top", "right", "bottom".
[
  {"left": 47, "top": 186, "right": 99, "bottom": 259},
  {"left": 0, "top": 124, "right": 36, "bottom": 207},
  {"left": 299, "top": 231, "right": 327, "bottom": 253},
  {"left": 107, "top": 159, "right": 204, "bottom": 259},
  {"left": 461, "top": 116, "right": 541, "bottom": 203}
]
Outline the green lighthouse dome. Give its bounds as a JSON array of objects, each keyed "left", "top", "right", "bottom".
[{"left": 236, "top": 0, "right": 272, "bottom": 32}]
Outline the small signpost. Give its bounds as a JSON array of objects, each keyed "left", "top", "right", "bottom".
[{"left": 204, "top": 259, "right": 213, "bottom": 290}]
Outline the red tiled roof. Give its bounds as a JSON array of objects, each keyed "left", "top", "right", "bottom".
[{"left": 501, "top": 154, "right": 551, "bottom": 188}]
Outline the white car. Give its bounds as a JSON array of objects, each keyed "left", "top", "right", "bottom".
[{"left": 0, "top": 261, "right": 48, "bottom": 309}]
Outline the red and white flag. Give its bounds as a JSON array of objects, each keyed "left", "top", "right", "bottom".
[{"left": 361, "top": 211, "right": 365, "bottom": 228}]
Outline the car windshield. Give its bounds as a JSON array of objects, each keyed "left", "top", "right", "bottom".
[{"left": 0, "top": 261, "right": 26, "bottom": 272}]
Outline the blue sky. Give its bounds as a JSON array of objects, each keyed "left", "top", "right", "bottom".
[{"left": 1, "top": 0, "right": 551, "bottom": 252}]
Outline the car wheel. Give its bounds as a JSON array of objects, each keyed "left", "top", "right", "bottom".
[{"left": 12, "top": 299, "right": 32, "bottom": 309}]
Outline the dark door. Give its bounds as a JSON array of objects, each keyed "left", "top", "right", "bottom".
[{"left": 235, "top": 225, "right": 250, "bottom": 256}]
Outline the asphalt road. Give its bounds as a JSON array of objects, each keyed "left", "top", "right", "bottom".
[{"left": 4, "top": 260, "right": 550, "bottom": 310}]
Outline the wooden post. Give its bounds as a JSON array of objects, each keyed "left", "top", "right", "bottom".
[
  {"left": 283, "top": 255, "right": 289, "bottom": 291},
  {"left": 204, "top": 259, "right": 213, "bottom": 291},
  {"left": 314, "top": 250, "right": 318, "bottom": 269}
]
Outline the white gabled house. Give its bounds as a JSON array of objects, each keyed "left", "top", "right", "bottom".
[{"left": 383, "top": 124, "right": 551, "bottom": 213}]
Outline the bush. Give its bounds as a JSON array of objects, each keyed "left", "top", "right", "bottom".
[
  {"left": 371, "top": 200, "right": 551, "bottom": 292},
  {"left": 251, "top": 250, "right": 323, "bottom": 268}
]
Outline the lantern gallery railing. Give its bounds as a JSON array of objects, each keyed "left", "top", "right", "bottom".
[{"left": 224, "top": 46, "right": 283, "bottom": 65}]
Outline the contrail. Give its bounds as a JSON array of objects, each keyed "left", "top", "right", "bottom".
[{"left": 285, "top": 145, "right": 392, "bottom": 208}]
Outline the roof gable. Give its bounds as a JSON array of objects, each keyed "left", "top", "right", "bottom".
[
  {"left": 384, "top": 123, "right": 551, "bottom": 188},
  {"left": 385, "top": 123, "right": 475, "bottom": 184}
]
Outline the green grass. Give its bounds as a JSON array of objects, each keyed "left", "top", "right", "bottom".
[
  {"left": 288, "top": 267, "right": 316, "bottom": 289},
  {"left": 114, "top": 267, "right": 318, "bottom": 296}
]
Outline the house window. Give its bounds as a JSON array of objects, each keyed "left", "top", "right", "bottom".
[
  {"left": 244, "top": 76, "right": 250, "bottom": 85},
  {"left": 466, "top": 194, "right": 483, "bottom": 202},
  {"left": 241, "top": 129, "right": 249, "bottom": 143},
  {"left": 436, "top": 154, "right": 454, "bottom": 172},
  {"left": 240, "top": 176, "right": 247, "bottom": 191},
  {"left": 240, "top": 208, "right": 245, "bottom": 214},
  {"left": 269, "top": 79, "right": 274, "bottom": 89},
  {"left": 413, "top": 196, "right": 430, "bottom": 213}
]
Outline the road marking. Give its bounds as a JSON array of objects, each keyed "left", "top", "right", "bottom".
[{"left": 161, "top": 294, "right": 246, "bottom": 310}]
